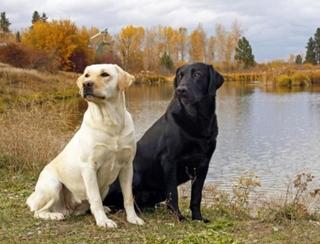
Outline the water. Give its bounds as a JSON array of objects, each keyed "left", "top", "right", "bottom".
[{"left": 125, "top": 82, "right": 320, "bottom": 194}]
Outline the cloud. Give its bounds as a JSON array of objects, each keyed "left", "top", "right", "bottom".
[{"left": 1, "top": 0, "right": 320, "bottom": 61}]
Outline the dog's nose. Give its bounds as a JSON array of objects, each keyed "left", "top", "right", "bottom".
[
  {"left": 83, "top": 81, "right": 94, "bottom": 88},
  {"left": 176, "top": 86, "right": 188, "bottom": 96}
]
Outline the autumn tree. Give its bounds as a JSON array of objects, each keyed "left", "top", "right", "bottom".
[
  {"left": 117, "top": 25, "right": 145, "bottom": 71},
  {"left": 143, "top": 28, "right": 160, "bottom": 71},
  {"left": 235, "top": 36, "right": 255, "bottom": 68},
  {"left": 22, "top": 20, "right": 94, "bottom": 71},
  {"left": 214, "top": 24, "right": 227, "bottom": 64},
  {"left": 0, "top": 12, "right": 11, "bottom": 33},
  {"left": 177, "top": 27, "right": 188, "bottom": 64},
  {"left": 206, "top": 36, "right": 215, "bottom": 64},
  {"left": 305, "top": 37, "right": 316, "bottom": 64},
  {"left": 189, "top": 24, "right": 206, "bottom": 62}
]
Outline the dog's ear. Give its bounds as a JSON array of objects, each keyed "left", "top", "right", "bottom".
[
  {"left": 76, "top": 74, "right": 84, "bottom": 90},
  {"left": 208, "top": 64, "right": 224, "bottom": 96},
  {"left": 173, "top": 65, "right": 184, "bottom": 89},
  {"left": 115, "top": 65, "right": 135, "bottom": 91}
]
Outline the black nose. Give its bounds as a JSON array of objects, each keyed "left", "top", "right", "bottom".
[
  {"left": 83, "top": 81, "right": 94, "bottom": 88},
  {"left": 176, "top": 86, "right": 188, "bottom": 96}
]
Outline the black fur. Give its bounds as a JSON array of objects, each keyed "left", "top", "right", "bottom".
[{"left": 104, "top": 63, "right": 224, "bottom": 222}]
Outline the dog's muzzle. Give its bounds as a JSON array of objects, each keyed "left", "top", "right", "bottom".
[{"left": 83, "top": 81, "right": 94, "bottom": 98}]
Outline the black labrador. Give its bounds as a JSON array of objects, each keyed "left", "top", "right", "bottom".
[{"left": 104, "top": 62, "right": 224, "bottom": 222}]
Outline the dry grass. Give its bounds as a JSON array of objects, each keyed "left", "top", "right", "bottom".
[{"left": 0, "top": 101, "right": 82, "bottom": 172}]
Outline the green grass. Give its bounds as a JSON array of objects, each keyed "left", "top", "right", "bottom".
[{"left": 1, "top": 167, "right": 320, "bottom": 243}]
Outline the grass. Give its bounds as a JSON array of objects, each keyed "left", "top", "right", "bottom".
[{"left": 2, "top": 168, "right": 320, "bottom": 243}]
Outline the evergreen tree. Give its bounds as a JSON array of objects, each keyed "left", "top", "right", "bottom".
[
  {"left": 234, "top": 36, "right": 255, "bottom": 68},
  {"left": 0, "top": 12, "right": 11, "bottom": 33},
  {"left": 305, "top": 37, "right": 316, "bottom": 64},
  {"left": 295, "top": 54, "right": 302, "bottom": 64},
  {"left": 32, "top": 11, "right": 41, "bottom": 24},
  {"left": 16, "top": 31, "right": 21, "bottom": 42},
  {"left": 41, "top": 13, "right": 48, "bottom": 22},
  {"left": 160, "top": 52, "right": 174, "bottom": 72},
  {"left": 314, "top": 27, "right": 320, "bottom": 64}
]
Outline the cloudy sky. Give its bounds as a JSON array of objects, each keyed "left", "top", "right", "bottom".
[{"left": 2, "top": 0, "right": 320, "bottom": 61}]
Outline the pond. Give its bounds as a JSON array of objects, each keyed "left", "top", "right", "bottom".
[{"left": 125, "top": 82, "right": 320, "bottom": 194}]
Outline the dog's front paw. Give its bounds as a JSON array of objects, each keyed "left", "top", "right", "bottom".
[
  {"left": 96, "top": 218, "right": 118, "bottom": 228},
  {"left": 127, "top": 215, "right": 145, "bottom": 225}
]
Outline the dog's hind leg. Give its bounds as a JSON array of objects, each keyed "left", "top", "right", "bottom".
[{"left": 26, "top": 167, "right": 65, "bottom": 220}]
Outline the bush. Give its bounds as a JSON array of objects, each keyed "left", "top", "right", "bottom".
[
  {"left": 0, "top": 42, "right": 58, "bottom": 71},
  {"left": 0, "top": 42, "right": 30, "bottom": 68},
  {"left": 276, "top": 74, "right": 291, "bottom": 87},
  {"left": 309, "top": 71, "right": 320, "bottom": 84},
  {"left": 291, "top": 72, "right": 310, "bottom": 86}
]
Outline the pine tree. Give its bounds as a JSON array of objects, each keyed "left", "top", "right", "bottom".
[
  {"left": 234, "top": 36, "right": 255, "bottom": 68},
  {"left": 0, "top": 12, "right": 11, "bottom": 33},
  {"left": 314, "top": 27, "right": 320, "bottom": 64},
  {"left": 160, "top": 52, "right": 174, "bottom": 72},
  {"left": 16, "top": 31, "right": 21, "bottom": 42},
  {"left": 295, "top": 54, "right": 302, "bottom": 64},
  {"left": 32, "top": 11, "right": 41, "bottom": 24},
  {"left": 41, "top": 13, "right": 48, "bottom": 22},
  {"left": 305, "top": 37, "right": 316, "bottom": 64}
]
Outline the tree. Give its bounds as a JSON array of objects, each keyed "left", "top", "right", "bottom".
[
  {"left": 32, "top": 11, "right": 41, "bottom": 24},
  {"left": 160, "top": 52, "right": 174, "bottom": 73},
  {"left": 117, "top": 25, "right": 145, "bottom": 71},
  {"left": 0, "top": 12, "right": 11, "bottom": 33},
  {"left": 22, "top": 20, "right": 94, "bottom": 71},
  {"left": 32, "top": 11, "right": 48, "bottom": 24},
  {"left": 177, "top": 27, "right": 188, "bottom": 63},
  {"left": 143, "top": 27, "right": 160, "bottom": 71},
  {"left": 16, "top": 31, "right": 21, "bottom": 42},
  {"left": 206, "top": 36, "right": 216, "bottom": 64},
  {"left": 295, "top": 54, "right": 303, "bottom": 64},
  {"left": 305, "top": 37, "right": 316, "bottom": 64},
  {"left": 314, "top": 28, "right": 320, "bottom": 64},
  {"left": 41, "top": 13, "right": 48, "bottom": 22},
  {"left": 214, "top": 24, "right": 227, "bottom": 64},
  {"left": 189, "top": 24, "right": 206, "bottom": 62},
  {"left": 235, "top": 36, "right": 255, "bottom": 68}
]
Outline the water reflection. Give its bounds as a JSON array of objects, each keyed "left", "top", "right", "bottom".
[{"left": 125, "top": 82, "right": 320, "bottom": 194}]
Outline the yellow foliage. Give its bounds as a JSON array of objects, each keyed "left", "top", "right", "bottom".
[
  {"left": 118, "top": 25, "right": 145, "bottom": 71},
  {"left": 189, "top": 25, "right": 206, "bottom": 62},
  {"left": 22, "top": 20, "right": 93, "bottom": 71}
]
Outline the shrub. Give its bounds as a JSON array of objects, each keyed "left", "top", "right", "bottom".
[
  {"left": 276, "top": 74, "right": 291, "bottom": 87},
  {"left": 291, "top": 72, "right": 310, "bottom": 86},
  {"left": 0, "top": 42, "right": 30, "bottom": 68},
  {"left": 309, "top": 71, "right": 320, "bottom": 84}
]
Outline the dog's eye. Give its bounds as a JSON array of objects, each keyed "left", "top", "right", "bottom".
[
  {"left": 101, "top": 72, "right": 110, "bottom": 77},
  {"left": 193, "top": 72, "right": 201, "bottom": 78},
  {"left": 178, "top": 72, "right": 183, "bottom": 79},
  {"left": 84, "top": 73, "right": 89, "bottom": 78}
]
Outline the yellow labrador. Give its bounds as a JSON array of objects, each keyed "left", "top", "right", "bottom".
[{"left": 26, "top": 64, "right": 144, "bottom": 228}]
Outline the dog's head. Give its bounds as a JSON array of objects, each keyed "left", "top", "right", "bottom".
[
  {"left": 173, "top": 63, "right": 224, "bottom": 105},
  {"left": 77, "top": 64, "right": 134, "bottom": 102}
]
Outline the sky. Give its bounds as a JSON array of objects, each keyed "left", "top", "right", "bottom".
[{"left": 1, "top": 0, "right": 320, "bottom": 62}]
